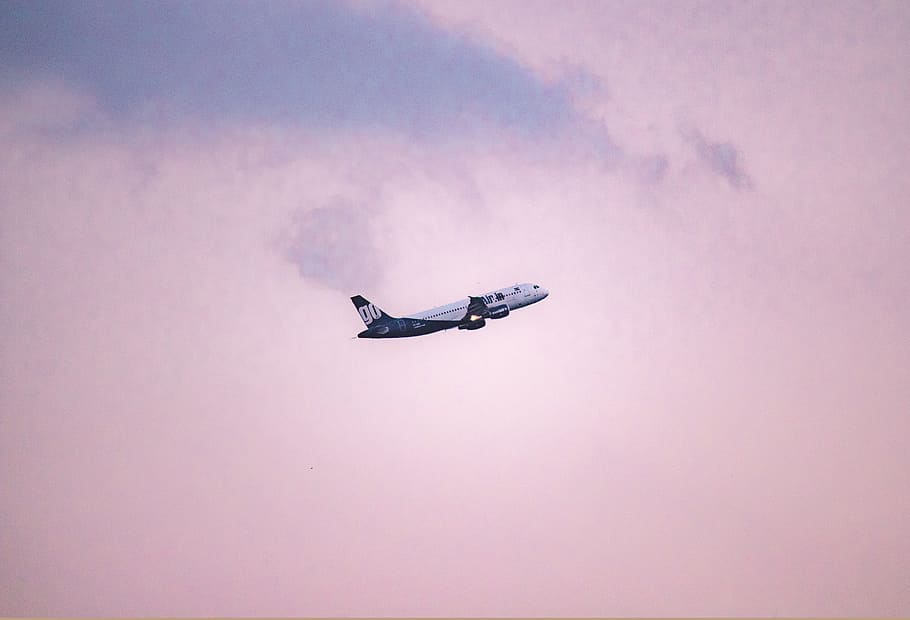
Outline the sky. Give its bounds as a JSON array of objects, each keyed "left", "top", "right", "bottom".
[{"left": 1, "top": 0, "right": 908, "bottom": 615}]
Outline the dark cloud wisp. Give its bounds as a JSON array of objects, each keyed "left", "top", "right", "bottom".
[
  {"left": 284, "top": 203, "right": 382, "bottom": 292},
  {"left": 686, "top": 128, "right": 752, "bottom": 189}
]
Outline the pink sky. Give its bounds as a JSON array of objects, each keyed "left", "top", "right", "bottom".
[{"left": 1, "top": 1, "right": 909, "bottom": 615}]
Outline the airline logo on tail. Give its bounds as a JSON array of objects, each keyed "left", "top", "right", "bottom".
[
  {"left": 351, "top": 295, "right": 391, "bottom": 328},
  {"left": 357, "top": 303, "right": 381, "bottom": 325}
]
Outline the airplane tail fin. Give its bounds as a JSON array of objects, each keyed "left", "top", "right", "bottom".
[{"left": 351, "top": 295, "right": 396, "bottom": 327}]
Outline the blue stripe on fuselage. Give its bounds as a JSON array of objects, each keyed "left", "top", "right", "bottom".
[{"left": 358, "top": 318, "right": 460, "bottom": 338}]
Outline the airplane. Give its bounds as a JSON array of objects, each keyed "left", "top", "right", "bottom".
[{"left": 351, "top": 283, "right": 549, "bottom": 338}]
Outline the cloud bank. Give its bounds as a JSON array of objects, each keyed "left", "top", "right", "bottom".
[{"left": 1, "top": 0, "right": 575, "bottom": 136}]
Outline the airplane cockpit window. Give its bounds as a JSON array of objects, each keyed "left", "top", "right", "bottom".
[{"left": 533, "top": 285, "right": 539, "bottom": 289}]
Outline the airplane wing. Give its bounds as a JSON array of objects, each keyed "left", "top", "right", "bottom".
[{"left": 463, "top": 296, "right": 490, "bottom": 320}]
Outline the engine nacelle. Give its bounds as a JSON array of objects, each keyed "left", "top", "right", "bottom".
[
  {"left": 458, "top": 318, "right": 487, "bottom": 330},
  {"left": 488, "top": 304, "right": 510, "bottom": 319}
]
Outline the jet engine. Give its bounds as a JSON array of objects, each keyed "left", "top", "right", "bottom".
[
  {"left": 488, "top": 304, "right": 510, "bottom": 319},
  {"left": 458, "top": 318, "right": 487, "bottom": 330}
]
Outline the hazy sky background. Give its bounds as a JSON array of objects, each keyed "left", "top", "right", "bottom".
[{"left": 2, "top": 0, "right": 908, "bottom": 615}]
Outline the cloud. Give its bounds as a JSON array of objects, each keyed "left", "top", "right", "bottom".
[
  {"left": 685, "top": 127, "right": 752, "bottom": 190},
  {"left": 0, "top": 0, "right": 575, "bottom": 137},
  {"left": 283, "top": 201, "right": 382, "bottom": 292},
  {"left": 0, "top": 78, "right": 97, "bottom": 135},
  {"left": 636, "top": 153, "right": 669, "bottom": 185}
]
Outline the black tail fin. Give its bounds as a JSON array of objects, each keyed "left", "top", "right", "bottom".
[{"left": 350, "top": 295, "right": 396, "bottom": 327}]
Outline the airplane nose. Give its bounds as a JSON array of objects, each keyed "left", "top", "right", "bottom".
[{"left": 540, "top": 288, "right": 549, "bottom": 299}]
